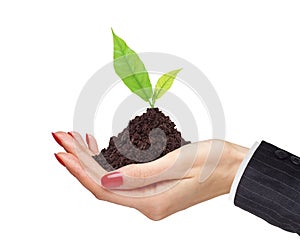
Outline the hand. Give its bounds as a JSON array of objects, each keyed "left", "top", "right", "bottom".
[{"left": 52, "top": 131, "right": 248, "bottom": 220}]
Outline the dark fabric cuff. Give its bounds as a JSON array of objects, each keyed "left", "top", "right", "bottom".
[{"left": 234, "top": 141, "right": 300, "bottom": 235}]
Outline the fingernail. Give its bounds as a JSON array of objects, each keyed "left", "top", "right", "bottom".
[
  {"left": 101, "top": 172, "right": 123, "bottom": 188},
  {"left": 67, "top": 132, "right": 74, "bottom": 137},
  {"left": 52, "top": 132, "right": 63, "bottom": 146},
  {"left": 86, "top": 133, "right": 90, "bottom": 143},
  {"left": 54, "top": 153, "right": 66, "bottom": 167}
]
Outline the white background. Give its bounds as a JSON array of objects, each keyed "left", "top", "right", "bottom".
[{"left": 1, "top": 0, "right": 299, "bottom": 247}]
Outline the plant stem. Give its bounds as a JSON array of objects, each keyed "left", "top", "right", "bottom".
[{"left": 149, "top": 99, "right": 154, "bottom": 108}]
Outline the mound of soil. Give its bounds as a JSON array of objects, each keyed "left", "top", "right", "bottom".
[{"left": 93, "top": 108, "right": 190, "bottom": 171}]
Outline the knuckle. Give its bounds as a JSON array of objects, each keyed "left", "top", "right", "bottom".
[
  {"left": 72, "top": 165, "right": 82, "bottom": 177},
  {"left": 142, "top": 202, "right": 166, "bottom": 221},
  {"left": 148, "top": 213, "right": 164, "bottom": 221},
  {"left": 124, "top": 164, "right": 145, "bottom": 179},
  {"left": 94, "top": 193, "right": 103, "bottom": 200},
  {"left": 127, "top": 164, "right": 155, "bottom": 179},
  {"left": 92, "top": 188, "right": 105, "bottom": 200},
  {"left": 130, "top": 164, "right": 145, "bottom": 178}
]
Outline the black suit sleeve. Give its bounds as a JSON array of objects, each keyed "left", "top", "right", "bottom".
[{"left": 234, "top": 141, "right": 300, "bottom": 235}]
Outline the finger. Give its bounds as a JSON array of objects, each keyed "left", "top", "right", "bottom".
[
  {"left": 52, "top": 131, "right": 66, "bottom": 147},
  {"left": 68, "top": 131, "right": 99, "bottom": 157},
  {"left": 68, "top": 131, "right": 88, "bottom": 149},
  {"left": 86, "top": 133, "right": 99, "bottom": 155},
  {"left": 52, "top": 131, "right": 107, "bottom": 176},
  {"left": 109, "top": 179, "right": 182, "bottom": 198},
  {"left": 54, "top": 151, "right": 178, "bottom": 198},
  {"left": 101, "top": 143, "right": 199, "bottom": 190},
  {"left": 55, "top": 152, "right": 102, "bottom": 193},
  {"left": 55, "top": 152, "right": 143, "bottom": 208},
  {"left": 52, "top": 131, "right": 91, "bottom": 155}
]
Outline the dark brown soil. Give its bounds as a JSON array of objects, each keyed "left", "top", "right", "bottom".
[{"left": 93, "top": 108, "right": 190, "bottom": 171}]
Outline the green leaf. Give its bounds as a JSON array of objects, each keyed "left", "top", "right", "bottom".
[
  {"left": 112, "top": 29, "right": 153, "bottom": 103},
  {"left": 152, "top": 68, "right": 182, "bottom": 104}
]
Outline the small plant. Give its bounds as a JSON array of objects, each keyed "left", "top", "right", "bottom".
[
  {"left": 92, "top": 30, "right": 190, "bottom": 170},
  {"left": 112, "top": 29, "right": 182, "bottom": 108}
]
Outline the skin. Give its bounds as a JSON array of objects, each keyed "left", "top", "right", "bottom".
[{"left": 53, "top": 131, "right": 249, "bottom": 220}]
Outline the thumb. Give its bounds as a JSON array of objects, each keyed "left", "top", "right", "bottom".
[
  {"left": 100, "top": 144, "right": 196, "bottom": 189},
  {"left": 100, "top": 159, "right": 172, "bottom": 190}
]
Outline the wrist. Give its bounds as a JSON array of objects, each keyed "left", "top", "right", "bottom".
[{"left": 215, "top": 141, "right": 249, "bottom": 195}]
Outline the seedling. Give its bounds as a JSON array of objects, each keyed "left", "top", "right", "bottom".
[
  {"left": 112, "top": 29, "right": 182, "bottom": 108},
  {"left": 92, "top": 30, "right": 189, "bottom": 170}
]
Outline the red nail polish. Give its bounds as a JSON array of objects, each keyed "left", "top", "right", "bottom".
[
  {"left": 101, "top": 172, "right": 123, "bottom": 188},
  {"left": 67, "top": 132, "right": 74, "bottom": 137},
  {"left": 54, "top": 153, "right": 66, "bottom": 167},
  {"left": 52, "top": 132, "right": 63, "bottom": 146},
  {"left": 86, "top": 133, "right": 90, "bottom": 143}
]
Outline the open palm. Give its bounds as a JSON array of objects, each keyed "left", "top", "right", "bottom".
[{"left": 52, "top": 131, "right": 246, "bottom": 220}]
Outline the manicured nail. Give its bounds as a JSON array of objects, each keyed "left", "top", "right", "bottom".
[
  {"left": 52, "top": 132, "right": 63, "bottom": 146},
  {"left": 101, "top": 172, "right": 123, "bottom": 188},
  {"left": 54, "top": 153, "right": 66, "bottom": 167},
  {"left": 86, "top": 133, "right": 90, "bottom": 143},
  {"left": 67, "top": 132, "right": 74, "bottom": 137}
]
